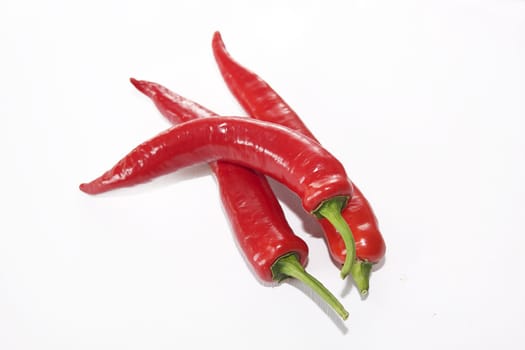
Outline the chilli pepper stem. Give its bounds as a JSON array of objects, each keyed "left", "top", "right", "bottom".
[
  {"left": 350, "top": 260, "right": 373, "bottom": 296},
  {"left": 314, "top": 197, "right": 355, "bottom": 279},
  {"left": 271, "top": 253, "right": 349, "bottom": 321}
]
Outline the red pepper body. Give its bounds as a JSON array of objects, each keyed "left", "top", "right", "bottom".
[
  {"left": 212, "top": 161, "right": 309, "bottom": 281},
  {"left": 320, "top": 185, "right": 385, "bottom": 263},
  {"left": 211, "top": 31, "right": 385, "bottom": 264},
  {"left": 80, "top": 117, "right": 352, "bottom": 214},
  {"left": 129, "top": 78, "right": 308, "bottom": 282}
]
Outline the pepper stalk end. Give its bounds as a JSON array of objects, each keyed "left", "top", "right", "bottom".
[
  {"left": 271, "top": 253, "right": 349, "bottom": 321},
  {"left": 350, "top": 260, "right": 373, "bottom": 296}
]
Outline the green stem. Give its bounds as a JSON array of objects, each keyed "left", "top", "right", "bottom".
[
  {"left": 314, "top": 197, "right": 356, "bottom": 279},
  {"left": 350, "top": 260, "right": 373, "bottom": 296},
  {"left": 271, "top": 253, "right": 349, "bottom": 321}
]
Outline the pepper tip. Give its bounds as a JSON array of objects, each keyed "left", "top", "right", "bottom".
[
  {"left": 79, "top": 182, "right": 99, "bottom": 195},
  {"left": 129, "top": 77, "right": 157, "bottom": 98},
  {"left": 79, "top": 183, "right": 88, "bottom": 193}
]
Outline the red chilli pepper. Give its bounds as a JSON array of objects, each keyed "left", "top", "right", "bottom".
[
  {"left": 128, "top": 78, "right": 348, "bottom": 319},
  {"left": 79, "top": 116, "right": 357, "bottom": 278},
  {"left": 211, "top": 31, "right": 386, "bottom": 294}
]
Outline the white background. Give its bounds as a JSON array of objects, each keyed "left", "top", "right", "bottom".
[{"left": 1, "top": 0, "right": 524, "bottom": 348}]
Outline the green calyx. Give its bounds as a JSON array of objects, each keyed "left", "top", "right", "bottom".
[
  {"left": 314, "top": 196, "right": 356, "bottom": 279},
  {"left": 271, "top": 253, "right": 349, "bottom": 321}
]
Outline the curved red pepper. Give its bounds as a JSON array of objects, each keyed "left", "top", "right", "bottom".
[
  {"left": 211, "top": 31, "right": 386, "bottom": 294},
  {"left": 80, "top": 116, "right": 351, "bottom": 211}
]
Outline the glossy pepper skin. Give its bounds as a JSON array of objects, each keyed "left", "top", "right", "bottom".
[
  {"left": 80, "top": 117, "right": 352, "bottom": 214},
  {"left": 211, "top": 31, "right": 386, "bottom": 291},
  {"left": 320, "top": 185, "right": 385, "bottom": 264},
  {"left": 127, "top": 78, "right": 349, "bottom": 320},
  {"left": 129, "top": 78, "right": 307, "bottom": 282},
  {"left": 129, "top": 78, "right": 385, "bottom": 265},
  {"left": 211, "top": 161, "right": 308, "bottom": 282},
  {"left": 213, "top": 159, "right": 350, "bottom": 319}
]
